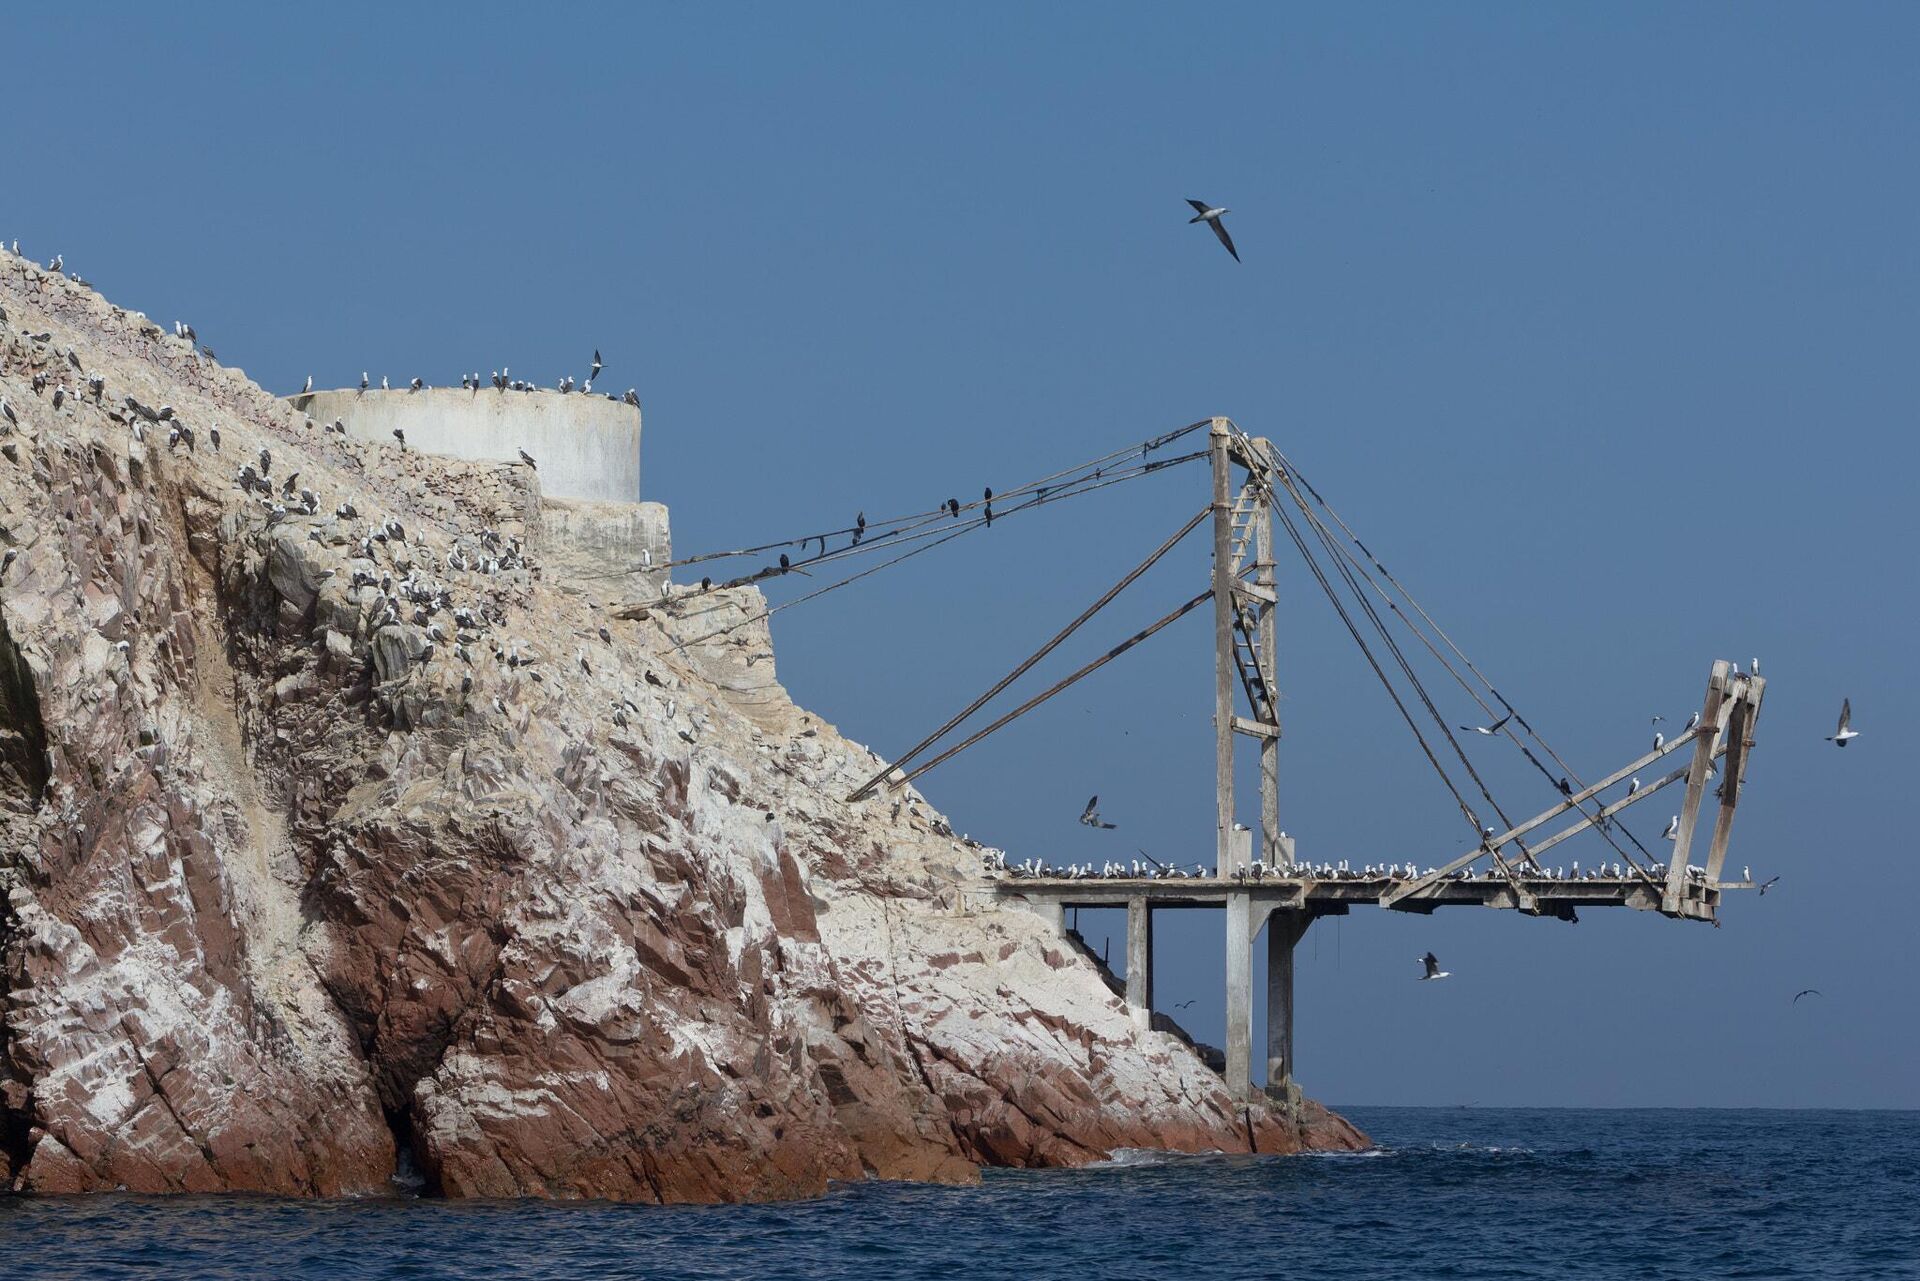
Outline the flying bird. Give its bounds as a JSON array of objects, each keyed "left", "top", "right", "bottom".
[
  {"left": 1174, "top": 1000, "right": 1196, "bottom": 1010},
  {"left": 1460, "top": 713, "right": 1512, "bottom": 737},
  {"left": 1757, "top": 875, "right": 1780, "bottom": 895},
  {"left": 1079, "top": 795, "right": 1117, "bottom": 830},
  {"left": 1419, "top": 952, "right": 1450, "bottom": 981},
  {"left": 1185, "top": 200, "right": 1239, "bottom": 262},
  {"left": 590, "top": 350, "right": 604, "bottom": 381},
  {"left": 1792, "top": 988, "right": 1820, "bottom": 1004},
  {"left": 1826, "top": 698, "right": 1859, "bottom": 747}
]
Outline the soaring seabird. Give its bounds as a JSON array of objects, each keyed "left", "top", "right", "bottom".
[
  {"left": 1792, "top": 988, "right": 1820, "bottom": 1003},
  {"left": 1185, "top": 200, "right": 1240, "bottom": 262},
  {"left": 1758, "top": 875, "right": 1780, "bottom": 895},
  {"left": 591, "top": 350, "right": 604, "bottom": 382},
  {"left": 1419, "top": 952, "right": 1450, "bottom": 981},
  {"left": 1460, "top": 713, "right": 1512, "bottom": 736},
  {"left": 1078, "top": 795, "right": 1117, "bottom": 830},
  {"left": 1826, "top": 698, "right": 1859, "bottom": 747}
]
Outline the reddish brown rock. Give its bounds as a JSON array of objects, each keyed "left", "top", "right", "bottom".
[{"left": 0, "top": 249, "right": 1365, "bottom": 1203}]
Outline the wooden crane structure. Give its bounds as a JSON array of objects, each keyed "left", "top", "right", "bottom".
[{"left": 995, "top": 420, "right": 1768, "bottom": 1105}]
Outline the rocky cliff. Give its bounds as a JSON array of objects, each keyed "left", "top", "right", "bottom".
[{"left": 0, "top": 250, "right": 1365, "bottom": 1200}]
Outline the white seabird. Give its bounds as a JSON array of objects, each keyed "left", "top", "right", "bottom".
[
  {"left": 1419, "top": 952, "right": 1450, "bottom": 981},
  {"left": 1662, "top": 815, "right": 1680, "bottom": 840},
  {"left": 1826, "top": 698, "right": 1859, "bottom": 747},
  {"left": 1185, "top": 200, "right": 1240, "bottom": 262},
  {"left": 1459, "top": 713, "right": 1512, "bottom": 736}
]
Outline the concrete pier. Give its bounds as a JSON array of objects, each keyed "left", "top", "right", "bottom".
[
  {"left": 1265, "top": 910, "right": 1309, "bottom": 1099},
  {"left": 1125, "top": 897, "right": 1153, "bottom": 1030}
]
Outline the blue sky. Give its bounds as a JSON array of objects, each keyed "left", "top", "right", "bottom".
[{"left": 9, "top": 3, "right": 1915, "bottom": 1107}]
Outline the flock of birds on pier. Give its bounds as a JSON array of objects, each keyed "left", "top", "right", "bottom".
[{"left": 980, "top": 845, "right": 1731, "bottom": 887}]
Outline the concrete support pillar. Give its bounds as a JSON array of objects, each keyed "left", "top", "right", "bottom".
[
  {"left": 1125, "top": 897, "right": 1153, "bottom": 1031},
  {"left": 1225, "top": 890, "right": 1253, "bottom": 1099},
  {"left": 1026, "top": 898, "right": 1064, "bottom": 937},
  {"left": 1265, "top": 911, "right": 1310, "bottom": 1099}
]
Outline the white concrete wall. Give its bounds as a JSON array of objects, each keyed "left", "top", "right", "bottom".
[
  {"left": 539, "top": 497, "right": 671, "bottom": 600},
  {"left": 291, "top": 387, "right": 640, "bottom": 503}
]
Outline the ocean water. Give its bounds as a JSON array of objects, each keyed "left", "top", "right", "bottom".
[{"left": 1, "top": 1109, "right": 1913, "bottom": 1280}]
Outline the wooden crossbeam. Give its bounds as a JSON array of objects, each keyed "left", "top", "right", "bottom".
[
  {"left": 1705, "top": 676, "right": 1765, "bottom": 882},
  {"left": 1381, "top": 731, "right": 1696, "bottom": 906},
  {"left": 1522, "top": 758, "right": 1708, "bottom": 861},
  {"left": 1664, "top": 663, "right": 1735, "bottom": 912}
]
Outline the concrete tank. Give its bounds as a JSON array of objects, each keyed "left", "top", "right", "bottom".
[{"left": 289, "top": 387, "right": 641, "bottom": 503}]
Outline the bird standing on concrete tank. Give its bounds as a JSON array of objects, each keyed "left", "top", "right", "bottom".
[
  {"left": 623, "top": 388, "right": 639, "bottom": 407},
  {"left": 303, "top": 374, "right": 314, "bottom": 394},
  {"left": 409, "top": 377, "right": 424, "bottom": 392},
  {"left": 1186, "top": 200, "right": 1240, "bottom": 261},
  {"left": 518, "top": 449, "right": 537, "bottom": 470}
]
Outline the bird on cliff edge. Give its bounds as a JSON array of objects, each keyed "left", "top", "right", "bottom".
[
  {"left": 1419, "top": 952, "right": 1451, "bottom": 981},
  {"left": 518, "top": 449, "right": 537, "bottom": 470},
  {"left": 1186, "top": 200, "right": 1239, "bottom": 262}
]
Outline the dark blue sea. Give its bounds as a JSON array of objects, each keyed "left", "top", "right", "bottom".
[{"left": 1, "top": 1109, "right": 1913, "bottom": 1280}]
